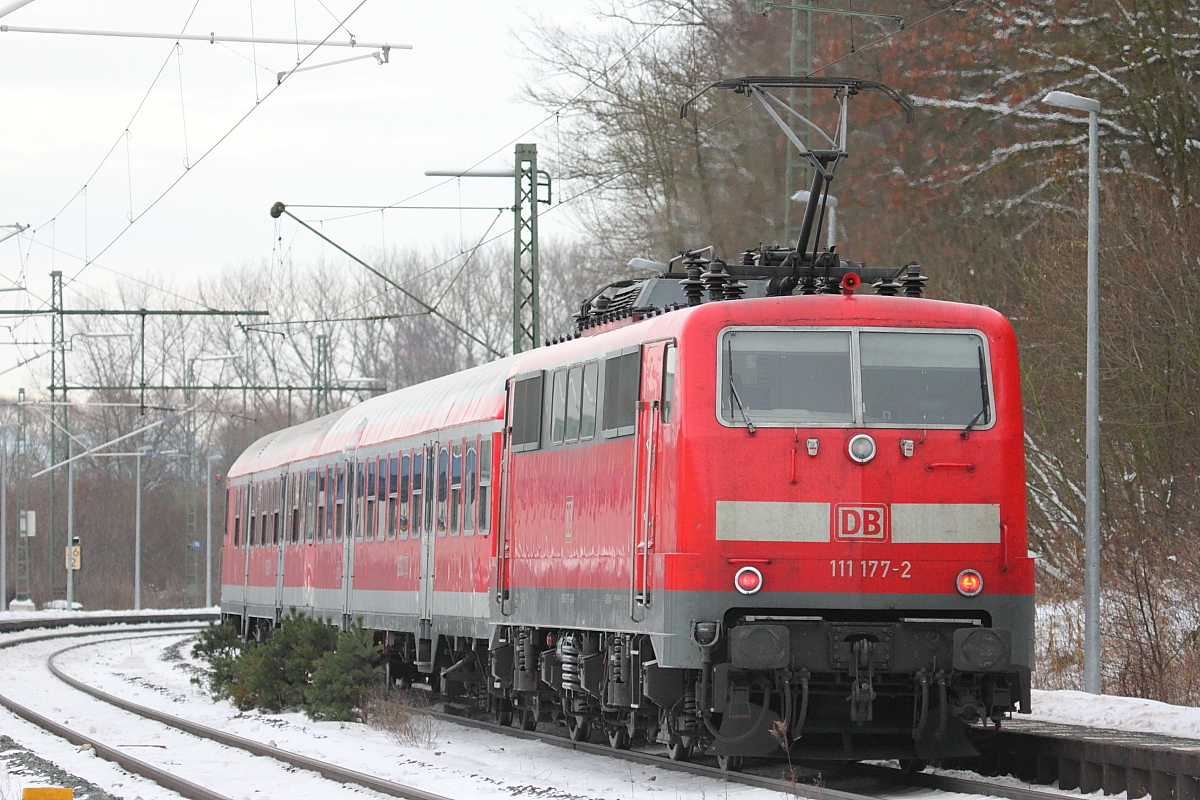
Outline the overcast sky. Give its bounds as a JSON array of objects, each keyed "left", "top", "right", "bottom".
[{"left": 0, "top": 0, "right": 600, "bottom": 392}]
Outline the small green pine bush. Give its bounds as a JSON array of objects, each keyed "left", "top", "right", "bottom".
[
  {"left": 190, "top": 621, "right": 244, "bottom": 700},
  {"left": 190, "top": 612, "right": 383, "bottom": 719},
  {"left": 306, "top": 622, "right": 384, "bottom": 722}
]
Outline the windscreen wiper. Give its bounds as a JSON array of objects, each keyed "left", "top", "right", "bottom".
[
  {"left": 961, "top": 345, "right": 990, "bottom": 440},
  {"left": 726, "top": 337, "right": 757, "bottom": 436}
]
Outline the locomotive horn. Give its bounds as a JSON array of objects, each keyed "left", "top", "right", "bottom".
[{"left": 841, "top": 272, "right": 861, "bottom": 294}]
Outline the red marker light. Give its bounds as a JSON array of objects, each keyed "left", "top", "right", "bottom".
[
  {"left": 734, "top": 566, "right": 763, "bottom": 595},
  {"left": 956, "top": 569, "right": 984, "bottom": 597}
]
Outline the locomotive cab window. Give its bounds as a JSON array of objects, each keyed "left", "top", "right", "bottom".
[
  {"left": 661, "top": 344, "right": 677, "bottom": 424},
  {"left": 717, "top": 327, "right": 994, "bottom": 430},
  {"left": 860, "top": 332, "right": 989, "bottom": 427}
]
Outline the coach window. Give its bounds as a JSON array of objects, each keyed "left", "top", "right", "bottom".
[
  {"left": 580, "top": 362, "right": 598, "bottom": 440},
  {"left": 365, "top": 458, "right": 377, "bottom": 541},
  {"left": 550, "top": 369, "right": 568, "bottom": 444},
  {"left": 325, "top": 467, "right": 336, "bottom": 542},
  {"left": 377, "top": 456, "right": 387, "bottom": 541},
  {"left": 291, "top": 477, "right": 300, "bottom": 544},
  {"left": 437, "top": 446, "right": 449, "bottom": 536},
  {"left": 510, "top": 372, "right": 543, "bottom": 453},
  {"left": 424, "top": 445, "right": 436, "bottom": 535},
  {"left": 353, "top": 461, "right": 365, "bottom": 541},
  {"left": 306, "top": 469, "right": 317, "bottom": 542},
  {"left": 661, "top": 344, "right": 677, "bottom": 424},
  {"left": 232, "top": 488, "right": 241, "bottom": 548},
  {"left": 451, "top": 443, "right": 463, "bottom": 535},
  {"left": 272, "top": 480, "right": 280, "bottom": 545},
  {"left": 387, "top": 455, "right": 399, "bottom": 540},
  {"left": 464, "top": 445, "right": 476, "bottom": 536},
  {"left": 367, "top": 460, "right": 376, "bottom": 542},
  {"left": 478, "top": 437, "right": 492, "bottom": 535},
  {"left": 565, "top": 366, "right": 583, "bottom": 442},
  {"left": 335, "top": 464, "right": 346, "bottom": 542},
  {"left": 260, "top": 485, "right": 269, "bottom": 548},
  {"left": 411, "top": 450, "right": 423, "bottom": 537},
  {"left": 399, "top": 454, "right": 411, "bottom": 539},
  {"left": 247, "top": 484, "right": 257, "bottom": 547},
  {"left": 314, "top": 470, "right": 325, "bottom": 543},
  {"left": 603, "top": 347, "right": 641, "bottom": 437}
]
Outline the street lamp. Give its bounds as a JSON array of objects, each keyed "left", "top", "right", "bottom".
[
  {"left": 66, "top": 332, "right": 135, "bottom": 609},
  {"left": 88, "top": 446, "right": 154, "bottom": 610},
  {"left": 1042, "top": 89, "right": 1102, "bottom": 695},
  {"left": 205, "top": 454, "right": 221, "bottom": 608},
  {"left": 0, "top": 421, "right": 19, "bottom": 607}
]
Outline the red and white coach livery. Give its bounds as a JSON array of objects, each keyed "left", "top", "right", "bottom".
[{"left": 223, "top": 76, "right": 1034, "bottom": 765}]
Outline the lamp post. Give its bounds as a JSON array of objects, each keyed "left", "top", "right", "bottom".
[
  {"left": 66, "top": 332, "right": 134, "bottom": 610},
  {"left": 0, "top": 421, "right": 18, "bottom": 607},
  {"left": 205, "top": 454, "right": 221, "bottom": 608},
  {"left": 1042, "top": 89, "right": 1102, "bottom": 695}
]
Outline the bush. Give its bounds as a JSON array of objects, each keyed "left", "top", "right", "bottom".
[
  {"left": 190, "top": 621, "right": 244, "bottom": 700},
  {"left": 190, "top": 612, "right": 384, "bottom": 719},
  {"left": 229, "top": 611, "right": 339, "bottom": 712},
  {"left": 307, "top": 622, "right": 384, "bottom": 722}
]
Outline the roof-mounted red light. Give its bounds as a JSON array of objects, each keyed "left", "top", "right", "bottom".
[
  {"left": 956, "top": 569, "right": 983, "bottom": 597},
  {"left": 734, "top": 566, "right": 763, "bottom": 595}
]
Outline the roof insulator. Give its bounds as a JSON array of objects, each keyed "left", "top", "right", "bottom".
[{"left": 902, "top": 262, "right": 928, "bottom": 297}]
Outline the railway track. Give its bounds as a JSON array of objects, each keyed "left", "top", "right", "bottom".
[
  {"left": 7, "top": 618, "right": 1197, "bottom": 800},
  {"left": 0, "top": 624, "right": 454, "bottom": 800}
]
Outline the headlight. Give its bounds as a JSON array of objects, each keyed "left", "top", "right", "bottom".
[{"left": 847, "top": 434, "right": 876, "bottom": 463}]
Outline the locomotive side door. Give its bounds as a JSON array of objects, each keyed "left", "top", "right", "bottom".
[{"left": 631, "top": 341, "right": 669, "bottom": 620}]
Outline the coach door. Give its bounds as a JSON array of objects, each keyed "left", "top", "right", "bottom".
[
  {"left": 631, "top": 342, "right": 670, "bottom": 621},
  {"left": 341, "top": 458, "right": 357, "bottom": 622},
  {"left": 418, "top": 441, "right": 438, "bottom": 625},
  {"left": 274, "top": 472, "right": 288, "bottom": 616}
]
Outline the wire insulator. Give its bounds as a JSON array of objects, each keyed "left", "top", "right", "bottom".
[{"left": 902, "top": 262, "right": 928, "bottom": 298}]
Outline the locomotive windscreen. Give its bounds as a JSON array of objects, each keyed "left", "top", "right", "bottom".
[
  {"left": 860, "top": 331, "right": 989, "bottom": 426},
  {"left": 719, "top": 328, "right": 991, "bottom": 429}
]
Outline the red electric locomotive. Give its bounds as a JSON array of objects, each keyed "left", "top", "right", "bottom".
[{"left": 222, "top": 77, "right": 1033, "bottom": 766}]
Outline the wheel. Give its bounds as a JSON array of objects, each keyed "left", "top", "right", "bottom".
[
  {"left": 567, "top": 715, "right": 591, "bottom": 742},
  {"left": 899, "top": 759, "right": 927, "bottom": 774},
  {"left": 717, "top": 754, "right": 744, "bottom": 772},
  {"left": 667, "top": 735, "right": 693, "bottom": 762},
  {"left": 495, "top": 700, "right": 513, "bottom": 727},
  {"left": 607, "top": 727, "right": 631, "bottom": 750},
  {"left": 518, "top": 708, "right": 537, "bottom": 731}
]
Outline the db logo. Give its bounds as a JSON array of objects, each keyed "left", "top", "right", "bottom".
[{"left": 834, "top": 504, "right": 890, "bottom": 542}]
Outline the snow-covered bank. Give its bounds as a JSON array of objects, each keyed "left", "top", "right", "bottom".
[{"left": 1030, "top": 689, "right": 1200, "bottom": 740}]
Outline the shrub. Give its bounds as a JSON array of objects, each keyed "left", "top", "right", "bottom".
[
  {"left": 190, "top": 621, "right": 244, "bottom": 700},
  {"left": 231, "top": 611, "right": 340, "bottom": 712},
  {"left": 306, "top": 622, "right": 384, "bottom": 722}
]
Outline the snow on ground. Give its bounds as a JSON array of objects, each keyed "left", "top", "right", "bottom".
[
  {"left": 0, "top": 606, "right": 217, "bottom": 624},
  {"left": 6, "top": 626, "right": 784, "bottom": 800},
  {"left": 1029, "top": 689, "right": 1200, "bottom": 740}
]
